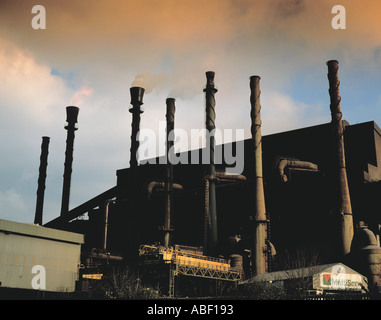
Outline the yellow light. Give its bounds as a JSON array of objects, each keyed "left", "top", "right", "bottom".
[{"left": 83, "top": 274, "right": 103, "bottom": 280}]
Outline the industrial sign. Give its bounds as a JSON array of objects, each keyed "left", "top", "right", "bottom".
[{"left": 319, "top": 265, "right": 363, "bottom": 291}]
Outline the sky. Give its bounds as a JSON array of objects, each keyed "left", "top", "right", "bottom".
[{"left": 0, "top": 0, "right": 380, "bottom": 224}]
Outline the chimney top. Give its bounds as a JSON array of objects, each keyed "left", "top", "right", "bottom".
[{"left": 130, "top": 86, "right": 145, "bottom": 106}]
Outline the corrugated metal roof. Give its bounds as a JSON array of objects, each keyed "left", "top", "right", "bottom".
[{"left": 0, "top": 219, "right": 84, "bottom": 244}]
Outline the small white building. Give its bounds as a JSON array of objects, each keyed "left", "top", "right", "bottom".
[
  {"left": 0, "top": 219, "right": 84, "bottom": 294},
  {"left": 241, "top": 263, "right": 368, "bottom": 296}
]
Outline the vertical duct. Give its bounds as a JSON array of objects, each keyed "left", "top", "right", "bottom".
[
  {"left": 60, "top": 106, "right": 79, "bottom": 218},
  {"left": 250, "top": 75, "right": 267, "bottom": 276},
  {"left": 164, "top": 98, "right": 176, "bottom": 247},
  {"left": 203, "top": 178, "right": 210, "bottom": 255},
  {"left": 34, "top": 136, "right": 50, "bottom": 225},
  {"left": 103, "top": 199, "right": 114, "bottom": 250},
  {"left": 204, "top": 71, "right": 218, "bottom": 255},
  {"left": 129, "top": 87, "right": 145, "bottom": 168},
  {"left": 327, "top": 60, "right": 354, "bottom": 256}
]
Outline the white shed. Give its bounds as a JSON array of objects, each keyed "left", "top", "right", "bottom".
[{"left": 0, "top": 219, "right": 84, "bottom": 293}]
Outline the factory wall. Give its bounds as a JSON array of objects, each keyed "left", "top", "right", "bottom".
[
  {"left": 63, "top": 119, "right": 380, "bottom": 269},
  {"left": 0, "top": 219, "right": 84, "bottom": 293},
  {"left": 42, "top": 117, "right": 381, "bottom": 282}
]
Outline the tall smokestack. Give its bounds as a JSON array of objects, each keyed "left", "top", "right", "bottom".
[
  {"left": 164, "top": 98, "right": 176, "bottom": 248},
  {"left": 60, "top": 106, "right": 79, "bottom": 218},
  {"left": 204, "top": 71, "right": 218, "bottom": 255},
  {"left": 250, "top": 75, "right": 267, "bottom": 276},
  {"left": 34, "top": 136, "right": 50, "bottom": 225},
  {"left": 129, "top": 87, "right": 145, "bottom": 168},
  {"left": 327, "top": 60, "right": 354, "bottom": 256}
]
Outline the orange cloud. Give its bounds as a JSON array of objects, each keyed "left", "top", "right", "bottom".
[
  {"left": 70, "top": 85, "right": 94, "bottom": 106},
  {"left": 1, "top": 0, "right": 380, "bottom": 70}
]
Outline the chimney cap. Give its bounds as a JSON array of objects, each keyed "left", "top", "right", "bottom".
[
  {"left": 204, "top": 71, "right": 218, "bottom": 92},
  {"left": 166, "top": 98, "right": 176, "bottom": 123},
  {"left": 327, "top": 60, "right": 339, "bottom": 73},
  {"left": 250, "top": 75, "right": 261, "bottom": 80},
  {"left": 65, "top": 106, "right": 79, "bottom": 128},
  {"left": 130, "top": 86, "right": 145, "bottom": 106}
]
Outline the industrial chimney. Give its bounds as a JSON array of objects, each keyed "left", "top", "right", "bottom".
[
  {"left": 327, "top": 60, "right": 354, "bottom": 256},
  {"left": 129, "top": 87, "right": 145, "bottom": 168},
  {"left": 60, "top": 106, "right": 79, "bottom": 218},
  {"left": 249, "top": 75, "right": 268, "bottom": 276},
  {"left": 204, "top": 71, "right": 218, "bottom": 255},
  {"left": 163, "top": 98, "right": 176, "bottom": 248},
  {"left": 34, "top": 136, "right": 50, "bottom": 225}
]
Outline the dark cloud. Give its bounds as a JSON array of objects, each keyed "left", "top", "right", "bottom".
[{"left": 276, "top": 0, "right": 306, "bottom": 18}]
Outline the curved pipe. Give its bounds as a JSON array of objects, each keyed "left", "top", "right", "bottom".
[
  {"left": 146, "top": 181, "right": 183, "bottom": 198},
  {"left": 277, "top": 159, "right": 318, "bottom": 182},
  {"left": 351, "top": 227, "right": 378, "bottom": 251},
  {"left": 215, "top": 171, "right": 246, "bottom": 183}
]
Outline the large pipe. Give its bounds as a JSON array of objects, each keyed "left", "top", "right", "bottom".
[
  {"left": 204, "top": 71, "right": 218, "bottom": 255},
  {"left": 277, "top": 158, "right": 319, "bottom": 183},
  {"left": 146, "top": 181, "right": 183, "bottom": 198},
  {"left": 129, "top": 87, "right": 145, "bottom": 168},
  {"left": 103, "top": 199, "right": 114, "bottom": 250},
  {"left": 164, "top": 98, "right": 176, "bottom": 247},
  {"left": 60, "top": 106, "right": 79, "bottom": 217},
  {"left": 250, "top": 75, "right": 267, "bottom": 276},
  {"left": 34, "top": 136, "right": 50, "bottom": 225},
  {"left": 203, "top": 177, "right": 210, "bottom": 256},
  {"left": 327, "top": 60, "right": 354, "bottom": 256},
  {"left": 203, "top": 171, "right": 247, "bottom": 256},
  {"left": 215, "top": 171, "right": 247, "bottom": 183}
]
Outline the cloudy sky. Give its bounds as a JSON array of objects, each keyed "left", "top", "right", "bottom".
[{"left": 0, "top": 0, "right": 380, "bottom": 224}]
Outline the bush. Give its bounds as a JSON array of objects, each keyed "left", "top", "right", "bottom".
[{"left": 89, "top": 266, "right": 159, "bottom": 299}]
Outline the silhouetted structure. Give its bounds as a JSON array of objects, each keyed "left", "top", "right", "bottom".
[{"left": 42, "top": 62, "right": 381, "bottom": 294}]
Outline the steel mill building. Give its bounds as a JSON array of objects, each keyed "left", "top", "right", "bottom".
[{"left": 1, "top": 60, "right": 381, "bottom": 298}]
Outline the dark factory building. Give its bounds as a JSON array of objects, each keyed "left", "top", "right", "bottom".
[
  {"left": 45, "top": 120, "right": 381, "bottom": 258},
  {"left": 41, "top": 62, "right": 381, "bottom": 296}
]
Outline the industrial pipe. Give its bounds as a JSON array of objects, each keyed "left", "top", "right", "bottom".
[
  {"left": 34, "top": 136, "right": 50, "bottom": 225},
  {"left": 202, "top": 171, "right": 246, "bottom": 256},
  {"left": 327, "top": 60, "right": 354, "bottom": 256},
  {"left": 203, "top": 177, "right": 210, "bottom": 256},
  {"left": 60, "top": 106, "right": 79, "bottom": 218},
  {"left": 352, "top": 227, "right": 381, "bottom": 294},
  {"left": 215, "top": 171, "right": 246, "bottom": 183},
  {"left": 204, "top": 71, "right": 218, "bottom": 255},
  {"left": 146, "top": 181, "right": 183, "bottom": 198},
  {"left": 277, "top": 159, "right": 319, "bottom": 183},
  {"left": 164, "top": 98, "right": 176, "bottom": 247},
  {"left": 250, "top": 75, "right": 268, "bottom": 276},
  {"left": 129, "top": 87, "right": 145, "bottom": 168},
  {"left": 103, "top": 199, "right": 115, "bottom": 250}
]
